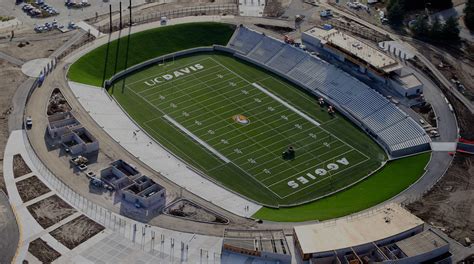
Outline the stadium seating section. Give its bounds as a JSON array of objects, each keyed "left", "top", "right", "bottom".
[{"left": 228, "top": 26, "right": 430, "bottom": 157}]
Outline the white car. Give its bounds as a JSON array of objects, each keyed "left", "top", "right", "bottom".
[{"left": 25, "top": 116, "right": 33, "bottom": 128}]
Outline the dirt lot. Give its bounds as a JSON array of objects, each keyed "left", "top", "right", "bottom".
[
  {"left": 0, "top": 32, "right": 72, "bottom": 61},
  {"left": 27, "top": 195, "right": 76, "bottom": 229},
  {"left": 0, "top": 61, "right": 26, "bottom": 193},
  {"left": 0, "top": 29, "right": 76, "bottom": 195},
  {"left": 407, "top": 91, "right": 474, "bottom": 244},
  {"left": 407, "top": 155, "right": 474, "bottom": 244},
  {"left": 164, "top": 199, "right": 228, "bottom": 224},
  {"left": 47, "top": 88, "right": 71, "bottom": 116},
  {"left": 413, "top": 41, "right": 474, "bottom": 102},
  {"left": 50, "top": 215, "right": 104, "bottom": 250},
  {"left": 28, "top": 238, "right": 61, "bottom": 264},
  {"left": 12, "top": 154, "right": 32, "bottom": 178},
  {"left": 16, "top": 175, "right": 51, "bottom": 202}
]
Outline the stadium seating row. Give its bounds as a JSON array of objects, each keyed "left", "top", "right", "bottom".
[{"left": 227, "top": 26, "right": 431, "bottom": 157}]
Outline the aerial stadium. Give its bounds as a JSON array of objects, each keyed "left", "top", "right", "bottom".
[{"left": 0, "top": 1, "right": 472, "bottom": 263}]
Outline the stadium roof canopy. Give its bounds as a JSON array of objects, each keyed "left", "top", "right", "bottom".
[
  {"left": 293, "top": 203, "right": 424, "bottom": 255},
  {"left": 305, "top": 27, "right": 403, "bottom": 74}
]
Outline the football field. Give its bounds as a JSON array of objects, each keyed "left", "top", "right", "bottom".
[{"left": 111, "top": 53, "right": 386, "bottom": 206}]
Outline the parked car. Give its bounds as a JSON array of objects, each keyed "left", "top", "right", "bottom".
[{"left": 25, "top": 116, "right": 32, "bottom": 128}]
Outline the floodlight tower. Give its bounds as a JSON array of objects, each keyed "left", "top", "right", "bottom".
[{"left": 102, "top": 4, "right": 113, "bottom": 88}]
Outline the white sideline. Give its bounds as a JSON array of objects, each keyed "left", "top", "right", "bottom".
[
  {"left": 163, "top": 115, "right": 231, "bottom": 163},
  {"left": 252, "top": 83, "right": 321, "bottom": 127}
]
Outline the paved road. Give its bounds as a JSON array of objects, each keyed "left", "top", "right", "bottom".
[
  {"left": 49, "top": 30, "right": 86, "bottom": 59},
  {"left": 0, "top": 191, "right": 19, "bottom": 264},
  {"left": 0, "top": 51, "right": 24, "bottom": 66},
  {"left": 318, "top": 0, "right": 474, "bottom": 115},
  {"left": 8, "top": 78, "right": 36, "bottom": 132}
]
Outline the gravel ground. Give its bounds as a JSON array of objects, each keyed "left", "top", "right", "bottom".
[
  {"left": 50, "top": 215, "right": 104, "bottom": 250},
  {"left": 27, "top": 194, "right": 77, "bottom": 229},
  {"left": 407, "top": 90, "right": 474, "bottom": 244},
  {"left": 28, "top": 238, "right": 61, "bottom": 264},
  {"left": 16, "top": 175, "right": 51, "bottom": 202},
  {"left": 12, "top": 154, "right": 32, "bottom": 178}
]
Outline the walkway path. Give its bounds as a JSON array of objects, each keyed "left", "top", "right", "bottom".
[
  {"left": 0, "top": 51, "right": 24, "bottom": 66},
  {"left": 49, "top": 30, "right": 86, "bottom": 59}
]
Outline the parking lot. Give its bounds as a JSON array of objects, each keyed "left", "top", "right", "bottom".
[{"left": 0, "top": 0, "right": 147, "bottom": 28}]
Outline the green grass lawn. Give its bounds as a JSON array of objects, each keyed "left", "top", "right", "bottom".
[
  {"left": 252, "top": 152, "right": 430, "bottom": 222},
  {"left": 110, "top": 53, "right": 386, "bottom": 207},
  {"left": 68, "top": 22, "right": 236, "bottom": 87}
]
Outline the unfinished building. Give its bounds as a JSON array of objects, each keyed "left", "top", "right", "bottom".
[
  {"left": 60, "top": 127, "right": 99, "bottom": 155},
  {"left": 101, "top": 160, "right": 166, "bottom": 219},
  {"left": 120, "top": 175, "right": 166, "bottom": 218},
  {"left": 222, "top": 229, "right": 291, "bottom": 263},
  {"left": 47, "top": 111, "right": 82, "bottom": 139}
]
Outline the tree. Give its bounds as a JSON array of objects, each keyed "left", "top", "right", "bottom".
[
  {"left": 412, "top": 16, "right": 430, "bottom": 37},
  {"left": 387, "top": 0, "right": 405, "bottom": 26},
  {"left": 465, "top": 0, "right": 474, "bottom": 31},
  {"left": 441, "top": 16, "right": 461, "bottom": 41},
  {"left": 403, "top": 0, "right": 452, "bottom": 11},
  {"left": 429, "top": 16, "right": 443, "bottom": 38}
]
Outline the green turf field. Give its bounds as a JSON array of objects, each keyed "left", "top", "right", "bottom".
[
  {"left": 110, "top": 53, "right": 387, "bottom": 206},
  {"left": 68, "top": 23, "right": 235, "bottom": 87},
  {"left": 252, "top": 152, "right": 430, "bottom": 221}
]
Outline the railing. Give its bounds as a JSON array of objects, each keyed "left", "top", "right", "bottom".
[{"left": 99, "top": 4, "right": 239, "bottom": 33}]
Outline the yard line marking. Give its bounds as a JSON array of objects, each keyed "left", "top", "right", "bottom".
[
  {"left": 264, "top": 76, "right": 338, "bottom": 124},
  {"left": 232, "top": 131, "right": 330, "bottom": 164},
  {"left": 140, "top": 65, "right": 229, "bottom": 96},
  {"left": 163, "top": 115, "right": 231, "bottom": 163},
  {"left": 219, "top": 125, "right": 324, "bottom": 152},
  {"left": 261, "top": 144, "right": 350, "bottom": 183},
  {"left": 127, "top": 57, "right": 213, "bottom": 87},
  {"left": 146, "top": 70, "right": 238, "bottom": 100},
  {"left": 252, "top": 83, "right": 321, "bottom": 126},
  {"left": 142, "top": 121, "right": 222, "bottom": 171},
  {"left": 169, "top": 82, "right": 274, "bottom": 119},
  {"left": 265, "top": 148, "right": 356, "bottom": 186},
  {"left": 279, "top": 156, "right": 370, "bottom": 198},
  {"left": 156, "top": 77, "right": 248, "bottom": 110},
  {"left": 234, "top": 137, "right": 341, "bottom": 175},
  {"left": 192, "top": 107, "right": 292, "bottom": 135},
  {"left": 176, "top": 98, "right": 279, "bottom": 129}
]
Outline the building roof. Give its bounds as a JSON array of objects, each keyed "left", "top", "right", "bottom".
[
  {"left": 396, "top": 229, "right": 449, "bottom": 257},
  {"left": 293, "top": 204, "right": 424, "bottom": 254},
  {"left": 305, "top": 27, "right": 402, "bottom": 73},
  {"left": 395, "top": 73, "right": 423, "bottom": 90}
]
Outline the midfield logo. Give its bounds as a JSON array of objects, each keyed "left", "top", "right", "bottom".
[
  {"left": 143, "top": 63, "right": 204, "bottom": 86},
  {"left": 232, "top": 114, "right": 250, "bottom": 125}
]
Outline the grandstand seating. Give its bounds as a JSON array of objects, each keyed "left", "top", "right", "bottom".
[
  {"left": 267, "top": 45, "right": 308, "bottom": 73},
  {"left": 227, "top": 26, "right": 431, "bottom": 157},
  {"left": 247, "top": 37, "right": 285, "bottom": 64},
  {"left": 228, "top": 28, "right": 264, "bottom": 54}
]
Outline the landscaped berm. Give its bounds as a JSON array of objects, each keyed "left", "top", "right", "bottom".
[{"left": 68, "top": 22, "right": 430, "bottom": 221}]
